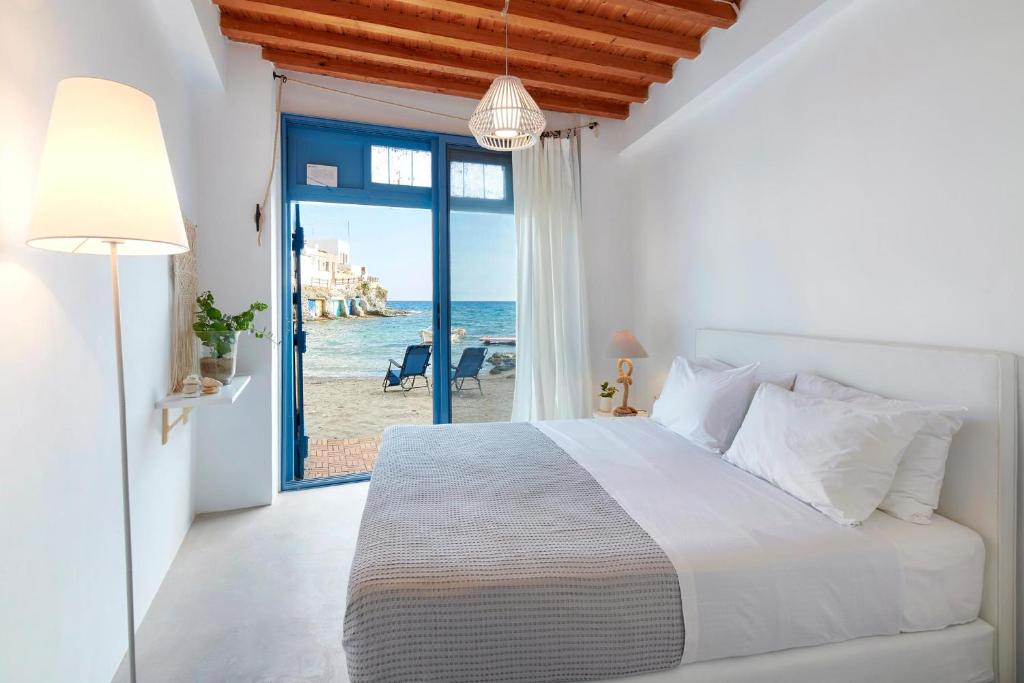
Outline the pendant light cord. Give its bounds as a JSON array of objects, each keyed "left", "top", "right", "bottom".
[{"left": 502, "top": 0, "right": 510, "bottom": 76}]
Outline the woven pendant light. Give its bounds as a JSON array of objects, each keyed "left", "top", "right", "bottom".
[{"left": 469, "top": 1, "right": 545, "bottom": 151}]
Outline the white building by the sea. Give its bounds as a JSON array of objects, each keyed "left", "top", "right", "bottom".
[{"left": 299, "top": 239, "right": 383, "bottom": 319}]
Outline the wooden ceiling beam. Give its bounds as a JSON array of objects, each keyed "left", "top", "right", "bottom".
[
  {"left": 263, "top": 48, "right": 631, "bottom": 120},
  {"left": 222, "top": 17, "right": 648, "bottom": 103},
  {"left": 599, "top": 0, "right": 737, "bottom": 29},
  {"left": 398, "top": 0, "right": 700, "bottom": 59},
  {"left": 214, "top": 0, "right": 673, "bottom": 83}
]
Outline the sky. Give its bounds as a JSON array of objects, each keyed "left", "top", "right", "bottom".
[{"left": 299, "top": 202, "right": 516, "bottom": 301}]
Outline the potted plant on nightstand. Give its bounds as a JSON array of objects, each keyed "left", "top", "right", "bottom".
[
  {"left": 193, "top": 290, "right": 268, "bottom": 385},
  {"left": 599, "top": 381, "right": 618, "bottom": 413}
]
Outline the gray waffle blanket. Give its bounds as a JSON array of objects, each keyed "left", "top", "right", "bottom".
[{"left": 343, "top": 422, "right": 684, "bottom": 682}]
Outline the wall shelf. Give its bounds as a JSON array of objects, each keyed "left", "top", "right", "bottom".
[{"left": 156, "top": 375, "right": 251, "bottom": 444}]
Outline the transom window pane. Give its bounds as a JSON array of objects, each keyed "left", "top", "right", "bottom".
[
  {"left": 370, "top": 146, "right": 388, "bottom": 184},
  {"left": 451, "top": 161, "right": 465, "bottom": 197},
  {"left": 388, "top": 147, "right": 411, "bottom": 185},
  {"left": 484, "top": 165, "right": 504, "bottom": 199},
  {"left": 370, "top": 145, "right": 432, "bottom": 187},
  {"left": 412, "top": 151, "right": 431, "bottom": 187},
  {"left": 450, "top": 161, "right": 505, "bottom": 200},
  {"left": 464, "top": 163, "right": 484, "bottom": 198}
]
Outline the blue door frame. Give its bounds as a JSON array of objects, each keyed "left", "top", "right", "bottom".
[{"left": 279, "top": 113, "right": 504, "bottom": 491}]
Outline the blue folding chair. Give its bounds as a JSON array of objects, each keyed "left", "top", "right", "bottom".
[
  {"left": 450, "top": 347, "right": 487, "bottom": 395},
  {"left": 383, "top": 344, "right": 432, "bottom": 393}
]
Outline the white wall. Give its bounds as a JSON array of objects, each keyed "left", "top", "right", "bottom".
[
  {"left": 192, "top": 43, "right": 279, "bottom": 513},
  {"left": 619, "top": 0, "right": 1023, "bottom": 672},
  {"left": 0, "top": 2, "right": 207, "bottom": 681},
  {"left": 580, "top": 122, "right": 639, "bottom": 393},
  {"left": 625, "top": 0, "right": 1024, "bottom": 407},
  {"left": 579, "top": 0, "right": 861, "bottom": 397},
  {"left": 622, "top": 0, "right": 841, "bottom": 150}
]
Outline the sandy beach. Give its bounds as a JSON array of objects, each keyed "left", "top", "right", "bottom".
[{"left": 304, "top": 373, "right": 516, "bottom": 440}]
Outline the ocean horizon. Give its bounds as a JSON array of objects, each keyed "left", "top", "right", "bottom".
[{"left": 303, "top": 300, "right": 516, "bottom": 379}]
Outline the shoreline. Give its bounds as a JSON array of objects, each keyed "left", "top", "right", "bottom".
[{"left": 301, "top": 301, "right": 516, "bottom": 378}]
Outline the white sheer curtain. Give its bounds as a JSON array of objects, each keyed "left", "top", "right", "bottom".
[{"left": 511, "top": 133, "right": 592, "bottom": 421}]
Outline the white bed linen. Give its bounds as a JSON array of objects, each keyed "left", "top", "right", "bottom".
[
  {"left": 534, "top": 417, "right": 984, "bottom": 664},
  {"left": 859, "top": 509, "right": 984, "bottom": 631}
]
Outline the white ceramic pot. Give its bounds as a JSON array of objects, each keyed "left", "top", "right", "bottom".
[{"left": 599, "top": 396, "right": 613, "bottom": 413}]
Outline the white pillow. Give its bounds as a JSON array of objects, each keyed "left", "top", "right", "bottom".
[
  {"left": 694, "top": 357, "right": 796, "bottom": 391},
  {"left": 793, "top": 373, "right": 967, "bottom": 524},
  {"left": 652, "top": 357, "right": 759, "bottom": 453},
  {"left": 724, "top": 384, "right": 926, "bottom": 525}
]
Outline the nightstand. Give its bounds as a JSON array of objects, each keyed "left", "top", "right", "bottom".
[{"left": 593, "top": 409, "right": 649, "bottom": 418}]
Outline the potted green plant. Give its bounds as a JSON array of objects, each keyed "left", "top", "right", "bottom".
[
  {"left": 599, "top": 381, "right": 618, "bottom": 413},
  {"left": 193, "top": 290, "right": 268, "bottom": 385}
]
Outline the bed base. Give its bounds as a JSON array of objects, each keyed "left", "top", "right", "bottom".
[{"left": 618, "top": 620, "right": 993, "bottom": 683}]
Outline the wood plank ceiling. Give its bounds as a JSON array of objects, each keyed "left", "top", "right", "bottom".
[{"left": 214, "top": 0, "right": 739, "bottom": 120}]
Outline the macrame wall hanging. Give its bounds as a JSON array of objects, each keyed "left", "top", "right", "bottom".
[{"left": 170, "top": 218, "right": 199, "bottom": 392}]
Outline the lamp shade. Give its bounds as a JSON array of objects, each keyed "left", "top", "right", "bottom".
[
  {"left": 606, "top": 329, "right": 648, "bottom": 359},
  {"left": 468, "top": 75, "right": 546, "bottom": 151},
  {"left": 26, "top": 77, "right": 188, "bottom": 256}
]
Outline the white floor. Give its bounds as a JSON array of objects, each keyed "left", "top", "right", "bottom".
[{"left": 116, "top": 483, "right": 368, "bottom": 683}]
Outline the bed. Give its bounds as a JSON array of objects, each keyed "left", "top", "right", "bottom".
[{"left": 343, "top": 330, "right": 1017, "bottom": 683}]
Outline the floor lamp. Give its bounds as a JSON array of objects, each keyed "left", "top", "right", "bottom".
[{"left": 26, "top": 78, "right": 190, "bottom": 682}]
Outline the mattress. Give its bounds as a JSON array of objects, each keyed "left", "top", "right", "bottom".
[
  {"left": 536, "top": 417, "right": 985, "bottom": 664},
  {"left": 860, "top": 505, "right": 986, "bottom": 633}
]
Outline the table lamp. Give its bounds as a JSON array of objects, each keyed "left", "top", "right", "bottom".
[
  {"left": 26, "top": 77, "right": 190, "bottom": 683},
  {"left": 605, "top": 329, "right": 648, "bottom": 416}
]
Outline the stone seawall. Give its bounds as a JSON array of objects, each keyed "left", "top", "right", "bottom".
[{"left": 301, "top": 280, "right": 414, "bottom": 321}]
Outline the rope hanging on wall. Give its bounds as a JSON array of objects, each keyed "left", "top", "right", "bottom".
[
  {"left": 282, "top": 74, "right": 472, "bottom": 122},
  {"left": 255, "top": 75, "right": 285, "bottom": 246},
  {"left": 170, "top": 218, "right": 199, "bottom": 392}
]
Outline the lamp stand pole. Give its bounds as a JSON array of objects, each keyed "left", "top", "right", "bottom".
[
  {"left": 108, "top": 241, "right": 138, "bottom": 683},
  {"left": 614, "top": 357, "right": 637, "bottom": 416}
]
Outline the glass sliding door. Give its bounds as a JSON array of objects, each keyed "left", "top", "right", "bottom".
[{"left": 446, "top": 147, "right": 516, "bottom": 424}]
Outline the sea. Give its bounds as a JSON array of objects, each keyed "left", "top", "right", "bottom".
[{"left": 303, "top": 300, "right": 516, "bottom": 378}]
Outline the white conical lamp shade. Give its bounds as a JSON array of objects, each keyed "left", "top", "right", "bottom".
[
  {"left": 468, "top": 75, "right": 546, "bottom": 151},
  {"left": 26, "top": 77, "right": 188, "bottom": 256}
]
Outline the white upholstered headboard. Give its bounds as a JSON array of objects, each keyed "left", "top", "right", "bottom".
[{"left": 695, "top": 329, "right": 1017, "bottom": 683}]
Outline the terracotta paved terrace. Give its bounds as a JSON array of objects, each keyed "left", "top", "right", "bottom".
[{"left": 306, "top": 435, "right": 381, "bottom": 479}]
